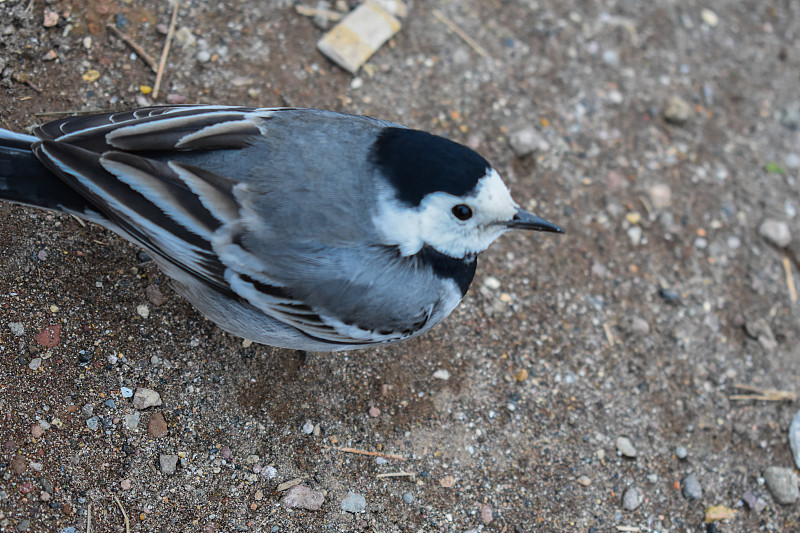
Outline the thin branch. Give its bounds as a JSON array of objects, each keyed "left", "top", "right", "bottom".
[
  {"left": 432, "top": 9, "right": 490, "bottom": 58},
  {"left": 107, "top": 24, "right": 158, "bottom": 73},
  {"left": 153, "top": 1, "right": 180, "bottom": 99},
  {"left": 322, "top": 445, "right": 405, "bottom": 461},
  {"left": 113, "top": 494, "right": 131, "bottom": 533}
]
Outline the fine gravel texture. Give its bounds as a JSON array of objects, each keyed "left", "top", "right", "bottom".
[{"left": 2, "top": 1, "right": 800, "bottom": 532}]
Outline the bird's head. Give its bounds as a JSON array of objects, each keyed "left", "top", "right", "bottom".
[{"left": 370, "top": 127, "right": 563, "bottom": 259}]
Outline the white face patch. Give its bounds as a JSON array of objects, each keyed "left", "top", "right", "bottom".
[{"left": 373, "top": 168, "right": 520, "bottom": 258}]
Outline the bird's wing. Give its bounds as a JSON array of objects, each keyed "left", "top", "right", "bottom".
[{"left": 32, "top": 106, "right": 427, "bottom": 346}]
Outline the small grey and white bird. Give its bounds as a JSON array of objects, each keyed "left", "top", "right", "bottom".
[{"left": 0, "top": 106, "right": 562, "bottom": 351}]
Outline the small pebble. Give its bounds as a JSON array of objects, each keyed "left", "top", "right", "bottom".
[
  {"left": 763, "top": 466, "right": 799, "bottom": 504},
  {"left": 31, "top": 425, "right": 43, "bottom": 438},
  {"left": 700, "top": 8, "right": 719, "bottom": 27},
  {"left": 28, "top": 358, "right": 42, "bottom": 371},
  {"left": 789, "top": 410, "right": 800, "bottom": 470},
  {"left": 433, "top": 369, "right": 450, "bottom": 381},
  {"left": 29, "top": 462, "right": 43, "bottom": 472},
  {"left": 340, "top": 491, "right": 367, "bottom": 513},
  {"left": 481, "top": 504, "right": 493, "bottom": 523},
  {"left": 81, "top": 403, "right": 94, "bottom": 418},
  {"left": 123, "top": 412, "right": 140, "bottom": 431},
  {"left": 121, "top": 387, "right": 133, "bottom": 398},
  {"left": 682, "top": 473, "right": 703, "bottom": 499},
  {"left": 120, "top": 479, "right": 132, "bottom": 490},
  {"left": 86, "top": 416, "right": 99, "bottom": 431},
  {"left": 159, "top": 454, "right": 179, "bottom": 475},
  {"left": 508, "top": 126, "right": 549, "bottom": 158},
  {"left": 16, "top": 519, "right": 30, "bottom": 532},
  {"left": 104, "top": 399, "right": 116, "bottom": 409},
  {"left": 368, "top": 406, "right": 381, "bottom": 417},
  {"left": 148, "top": 412, "right": 168, "bottom": 438},
  {"left": 627, "top": 226, "right": 642, "bottom": 245},
  {"left": 622, "top": 486, "right": 643, "bottom": 511},
  {"left": 10, "top": 455, "right": 26, "bottom": 474},
  {"left": 136, "top": 304, "right": 150, "bottom": 318},
  {"left": 280, "top": 485, "right": 324, "bottom": 511},
  {"left": 648, "top": 183, "right": 672, "bottom": 209},
  {"left": 662, "top": 95, "right": 693, "bottom": 124},
  {"left": 166, "top": 93, "right": 187, "bottom": 104},
  {"left": 675, "top": 445, "right": 688, "bottom": 459},
  {"left": 43, "top": 10, "right": 59, "bottom": 27},
  {"left": 9, "top": 323, "right": 24, "bottom": 336},
  {"left": 133, "top": 388, "right": 162, "bottom": 409},
  {"left": 145, "top": 284, "right": 166, "bottom": 306},
  {"left": 758, "top": 218, "right": 792, "bottom": 248},
  {"left": 616, "top": 436, "right": 637, "bottom": 458},
  {"left": 483, "top": 276, "right": 501, "bottom": 290},
  {"left": 402, "top": 492, "right": 414, "bottom": 504},
  {"left": 197, "top": 50, "right": 212, "bottom": 63},
  {"left": 302, "top": 420, "right": 315, "bottom": 434}
]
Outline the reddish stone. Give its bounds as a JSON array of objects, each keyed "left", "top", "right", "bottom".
[{"left": 34, "top": 324, "right": 61, "bottom": 348}]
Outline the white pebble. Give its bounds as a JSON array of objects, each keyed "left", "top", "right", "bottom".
[
  {"left": 136, "top": 304, "right": 150, "bottom": 318},
  {"left": 433, "top": 369, "right": 451, "bottom": 381}
]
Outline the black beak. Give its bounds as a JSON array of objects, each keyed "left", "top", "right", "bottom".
[{"left": 506, "top": 209, "right": 565, "bottom": 234}]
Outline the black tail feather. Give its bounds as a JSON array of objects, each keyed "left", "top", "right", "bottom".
[{"left": 0, "top": 128, "right": 97, "bottom": 215}]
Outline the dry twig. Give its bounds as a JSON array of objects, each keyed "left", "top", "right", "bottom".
[
  {"left": 322, "top": 445, "right": 405, "bottom": 461},
  {"left": 376, "top": 471, "right": 415, "bottom": 479},
  {"left": 730, "top": 383, "right": 796, "bottom": 402},
  {"left": 295, "top": 3, "right": 343, "bottom": 21},
  {"left": 35, "top": 109, "right": 110, "bottom": 117},
  {"left": 432, "top": 9, "right": 490, "bottom": 58},
  {"left": 603, "top": 322, "right": 615, "bottom": 346},
  {"left": 86, "top": 503, "right": 92, "bottom": 533},
  {"left": 107, "top": 24, "right": 158, "bottom": 73},
  {"left": 113, "top": 494, "right": 131, "bottom": 533},
  {"left": 153, "top": 1, "right": 180, "bottom": 99},
  {"left": 784, "top": 256, "right": 797, "bottom": 304}
]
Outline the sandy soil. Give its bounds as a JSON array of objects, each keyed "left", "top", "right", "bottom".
[{"left": 1, "top": 0, "right": 799, "bottom": 531}]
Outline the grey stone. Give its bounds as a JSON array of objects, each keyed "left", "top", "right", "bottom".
[
  {"left": 123, "top": 412, "right": 140, "bottom": 431},
  {"left": 789, "top": 410, "right": 800, "bottom": 470},
  {"left": 764, "top": 466, "right": 799, "bottom": 505},
  {"left": 758, "top": 218, "right": 792, "bottom": 248},
  {"left": 402, "top": 492, "right": 414, "bottom": 504},
  {"left": 681, "top": 473, "right": 702, "bottom": 499},
  {"left": 675, "top": 446, "right": 688, "bottom": 460},
  {"left": 508, "top": 126, "right": 549, "bottom": 158},
  {"left": 340, "top": 491, "right": 367, "bottom": 513},
  {"left": 8, "top": 323, "right": 24, "bottom": 336},
  {"left": 622, "top": 486, "right": 643, "bottom": 511},
  {"left": 86, "top": 416, "right": 99, "bottom": 431},
  {"left": 745, "top": 318, "right": 778, "bottom": 351},
  {"left": 786, "top": 153, "right": 800, "bottom": 170},
  {"left": 133, "top": 388, "right": 162, "bottom": 409},
  {"left": 281, "top": 484, "right": 325, "bottom": 510},
  {"left": 159, "top": 454, "right": 179, "bottom": 475},
  {"left": 616, "top": 436, "right": 637, "bottom": 458}
]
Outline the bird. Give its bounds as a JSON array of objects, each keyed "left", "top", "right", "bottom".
[{"left": 0, "top": 105, "right": 563, "bottom": 351}]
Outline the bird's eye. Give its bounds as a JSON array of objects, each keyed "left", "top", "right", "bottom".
[{"left": 451, "top": 204, "right": 473, "bottom": 221}]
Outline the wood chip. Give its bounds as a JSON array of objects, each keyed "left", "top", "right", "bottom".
[{"left": 317, "top": 0, "right": 401, "bottom": 73}]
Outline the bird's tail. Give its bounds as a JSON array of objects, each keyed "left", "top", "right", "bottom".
[{"left": 0, "top": 128, "right": 94, "bottom": 214}]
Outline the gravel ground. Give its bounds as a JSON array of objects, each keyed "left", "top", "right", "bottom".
[{"left": 1, "top": 1, "right": 800, "bottom": 532}]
